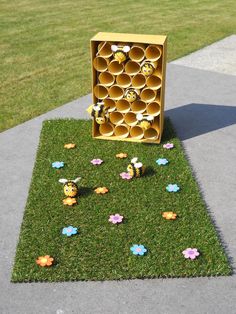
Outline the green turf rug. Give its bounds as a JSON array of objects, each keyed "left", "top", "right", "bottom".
[{"left": 12, "top": 119, "right": 231, "bottom": 282}]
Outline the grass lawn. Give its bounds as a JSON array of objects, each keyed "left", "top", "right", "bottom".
[
  {"left": 1, "top": 0, "right": 236, "bottom": 132},
  {"left": 11, "top": 119, "right": 231, "bottom": 282}
]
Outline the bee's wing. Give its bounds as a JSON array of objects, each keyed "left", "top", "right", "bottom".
[
  {"left": 59, "top": 178, "right": 68, "bottom": 184},
  {"left": 147, "top": 115, "right": 153, "bottom": 121},
  {"left": 111, "top": 45, "right": 118, "bottom": 52},
  {"left": 73, "top": 177, "right": 81, "bottom": 183},
  {"left": 93, "top": 105, "right": 100, "bottom": 111},
  {"left": 131, "top": 157, "right": 138, "bottom": 164},
  {"left": 136, "top": 113, "right": 143, "bottom": 121},
  {"left": 135, "top": 162, "right": 143, "bottom": 168},
  {"left": 123, "top": 45, "right": 130, "bottom": 52}
]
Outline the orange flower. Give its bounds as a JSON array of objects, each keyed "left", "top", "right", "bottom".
[
  {"left": 116, "top": 153, "right": 128, "bottom": 159},
  {"left": 94, "top": 187, "right": 109, "bottom": 194},
  {"left": 36, "top": 255, "right": 54, "bottom": 267},
  {"left": 162, "top": 211, "right": 177, "bottom": 220},
  {"left": 64, "top": 143, "right": 76, "bottom": 149},
  {"left": 63, "top": 197, "right": 77, "bottom": 206}
]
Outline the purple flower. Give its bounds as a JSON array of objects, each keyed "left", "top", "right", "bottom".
[
  {"left": 109, "top": 214, "right": 123, "bottom": 224},
  {"left": 156, "top": 158, "right": 169, "bottom": 165},
  {"left": 91, "top": 158, "right": 103, "bottom": 165},
  {"left": 182, "top": 248, "right": 200, "bottom": 260},
  {"left": 166, "top": 184, "right": 180, "bottom": 192},
  {"left": 120, "top": 172, "right": 132, "bottom": 180},
  {"left": 163, "top": 143, "right": 174, "bottom": 149},
  {"left": 130, "top": 244, "right": 147, "bottom": 256}
]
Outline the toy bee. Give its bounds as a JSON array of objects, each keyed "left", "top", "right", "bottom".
[
  {"left": 124, "top": 88, "right": 139, "bottom": 103},
  {"left": 59, "top": 177, "right": 81, "bottom": 197},
  {"left": 136, "top": 113, "right": 154, "bottom": 130},
  {"left": 87, "top": 102, "right": 109, "bottom": 125},
  {"left": 111, "top": 45, "right": 130, "bottom": 63},
  {"left": 127, "top": 157, "right": 145, "bottom": 178},
  {"left": 141, "top": 61, "right": 156, "bottom": 76}
]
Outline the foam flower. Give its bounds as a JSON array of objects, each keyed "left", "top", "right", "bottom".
[
  {"left": 109, "top": 214, "right": 123, "bottom": 224},
  {"left": 166, "top": 184, "right": 180, "bottom": 192},
  {"left": 62, "top": 226, "right": 78, "bottom": 237},
  {"left": 156, "top": 158, "right": 169, "bottom": 166},
  {"left": 182, "top": 248, "right": 200, "bottom": 260},
  {"left": 94, "top": 187, "right": 109, "bottom": 194},
  {"left": 120, "top": 172, "right": 132, "bottom": 180},
  {"left": 116, "top": 153, "right": 128, "bottom": 159},
  {"left": 130, "top": 244, "right": 147, "bottom": 256},
  {"left": 91, "top": 158, "right": 103, "bottom": 165},
  {"left": 64, "top": 143, "right": 76, "bottom": 149},
  {"left": 63, "top": 197, "right": 77, "bottom": 206},
  {"left": 52, "top": 161, "right": 64, "bottom": 169},
  {"left": 162, "top": 211, "right": 177, "bottom": 220},
  {"left": 36, "top": 255, "right": 54, "bottom": 267},
  {"left": 163, "top": 143, "right": 174, "bottom": 149}
]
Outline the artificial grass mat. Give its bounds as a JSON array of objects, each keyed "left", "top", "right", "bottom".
[{"left": 11, "top": 119, "right": 231, "bottom": 282}]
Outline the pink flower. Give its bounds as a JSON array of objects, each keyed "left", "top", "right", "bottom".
[
  {"left": 109, "top": 214, "right": 123, "bottom": 224},
  {"left": 182, "top": 248, "right": 200, "bottom": 260},
  {"left": 163, "top": 143, "right": 174, "bottom": 149},
  {"left": 120, "top": 172, "right": 132, "bottom": 180},
  {"left": 91, "top": 158, "right": 103, "bottom": 165}
]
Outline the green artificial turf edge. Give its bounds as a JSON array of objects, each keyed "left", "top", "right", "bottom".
[{"left": 11, "top": 119, "right": 232, "bottom": 282}]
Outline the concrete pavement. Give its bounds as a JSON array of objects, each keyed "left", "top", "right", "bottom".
[{"left": 0, "top": 38, "right": 236, "bottom": 313}]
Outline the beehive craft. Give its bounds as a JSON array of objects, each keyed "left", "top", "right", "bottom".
[{"left": 90, "top": 32, "right": 167, "bottom": 144}]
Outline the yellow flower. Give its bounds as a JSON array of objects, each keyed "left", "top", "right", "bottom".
[
  {"left": 63, "top": 197, "right": 77, "bottom": 206},
  {"left": 36, "top": 255, "right": 54, "bottom": 267},
  {"left": 94, "top": 187, "right": 109, "bottom": 194},
  {"left": 116, "top": 153, "right": 128, "bottom": 159},
  {"left": 162, "top": 212, "right": 177, "bottom": 220},
  {"left": 64, "top": 143, "right": 76, "bottom": 149}
]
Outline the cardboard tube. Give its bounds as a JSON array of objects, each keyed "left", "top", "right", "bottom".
[
  {"left": 144, "top": 127, "right": 159, "bottom": 140},
  {"left": 129, "top": 45, "right": 145, "bottom": 62},
  {"left": 146, "top": 101, "right": 161, "bottom": 116},
  {"left": 108, "top": 60, "right": 124, "bottom": 75},
  {"left": 114, "top": 124, "right": 130, "bottom": 138},
  {"left": 104, "top": 98, "right": 116, "bottom": 112},
  {"left": 94, "top": 84, "right": 108, "bottom": 99},
  {"left": 145, "top": 45, "right": 162, "bottom": 61},
  {"left": 116, "top": 73, "right": 131, "bottom": 88},
  {"left": 146, "top": 75, "right": 161, "bottom": 90},
  {"left": 109, "top": 111, "right": 124, "bottom": 125},
  {"left": 124, "top": 112, "right": 138, "bottom": 126},
  {"left": 98, "top": 72, "right": 115, "bottom": 87},
  {"left": 131, "top": 100, "right": 146, "bottom": 113},
  {"left": 130, "top": 125, "right": 144, "bottom": 139},
  {"left": 125, "top": 61, "right": 140, "bottom": 75},
  {"left": 116, "top": 99, "right": 130, "bottom": 113},
  {"left": 108, "top": 85, "right": 124, "bottom": 100},
  {"left": 98, "top": 42, "right": 113, "bottom": 58},
  {"left": 99, "top": 123, "right": 114, "bottom": 137},
  {"left": 131, "top": 73, "right": 146, "bottom": 89},
  {"left": 140, "top": 88, "right": 156, "bottom": 103},
  {"left": 93, "top": 56, "right": 108, "bottom": 72}
]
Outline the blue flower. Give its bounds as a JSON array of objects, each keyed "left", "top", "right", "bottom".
[
  {"left": 62, "top": 226, "right": 78, "bottom": 237},
  {"left": 130, "top": 244, "right": 147, "bottom": 256},
  {"left": 52, "top": 161, "right": 64, "bottom": 169},
  {"left": 166, "top": 184, "right": 180, "bottom": 192},
  {"left": 156, "top": 158, "right": 169, "bottom": 166}
]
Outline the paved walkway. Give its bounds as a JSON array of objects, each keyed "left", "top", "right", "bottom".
[{"left": 0, "top": 37, "right": 236, "bottom": 314}]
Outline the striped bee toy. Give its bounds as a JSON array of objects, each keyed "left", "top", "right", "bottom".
[
  {"left": 111, "top": 44, "right": 130, "bottom": 63},
  {"left": 124, "top": 88, "right": 139, "bottom": 103},
  {"left": 59, "top": 177, "right": 81, "bottom": 197},
  {"left": 127, "top": 157, "right": 145, "bottom": 178},
  {"left": 136, "top": 113, "right": 154, "bottom": 130},
  {"left": 87, "top": 102, "right": 109, "bottom": 125}
]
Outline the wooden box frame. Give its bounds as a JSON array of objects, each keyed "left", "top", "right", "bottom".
[{"left": 90, "top": 32, "right": 167, "bottom": 144}]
